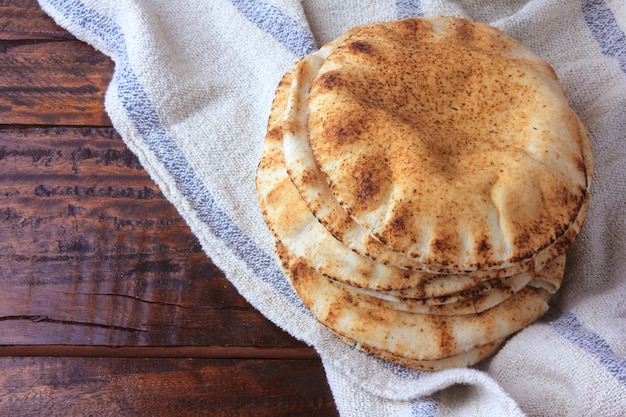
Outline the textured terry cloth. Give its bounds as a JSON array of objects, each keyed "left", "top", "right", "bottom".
[{"left": 38, "top": 0, "right": 625, "bottom": 416}]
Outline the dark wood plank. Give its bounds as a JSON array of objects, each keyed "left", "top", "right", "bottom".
[
  {"left": 0, "top": 127, "right": 304, "bottom": 349},
  {"left": 0, "top": 345, "right": 318, "bottom": 359},
  {"left": 0, "top": 357, "right": 338, "bottom": 417},
  {"left": 0, "top": 40, "right": 112, "bottom": 126},
  {"left": 0, "top": 3, "right": 337, "bottom": 415},
  {"left": 0, "top": 0, "right": 72, "bottom": 40}
]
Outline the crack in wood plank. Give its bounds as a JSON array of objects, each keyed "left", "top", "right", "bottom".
[
  {"left": 59, "top": 292, "right": 254, "bottom": 312},
  {"left": 0, "top": 315, "right": 148, "bottom": 332}
]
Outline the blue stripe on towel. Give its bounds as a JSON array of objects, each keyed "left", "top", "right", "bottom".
[
  {"left": 229, "top": 0, "right": 317, "bottom": 57},
  {"left": 384, "top": 359, "right": 427, "bottom": 380},
  {"left": 582, "top": 0, "right": 626, "bottom": 75},
  {"left": 45, "top": 0, "right": 307, "bottom": 310},
  {"left": 396, "top": 0, "right": 424, "bottom": 19},
  {"left": 552, "top": 312, "right": 626, "bottom": 386},
  {"left": 412, "top": 397, "right": 438, "bottom": 417}
]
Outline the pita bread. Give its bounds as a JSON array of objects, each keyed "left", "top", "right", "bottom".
[
  {"left": 258, "top": 125, "right": 431, "bottom": 291},
  {"left": 256, "top": 16, "right": 592, "bottom": 370},
  {"left": 336, "top": 333, "right": 505, "bottom": 372},
  {"left": 527, "top": 253, "right": 566, "bottom": 294},
  {"left": 352, "top": 253, "right": 563, "bottom": 315},
  {"left": 339, "top": 256, "right": 561, "bottom": 314},
  {"left": 284, "top": 48, "right": 590, "bottom": 281},
  {"left": 258, "top": 68, "right": 509, "bottom": 295},
  {"left": 259, "top": 69, "right": 552, "bottom": 302},
  {"left": 275, "top": 240, "right": 551, "bottom": 362},
  {"left": 283, "top": 47, "right": 432, "bottom": 272},
  {"left": 305, "top": 17, "right": 591, "bottom": 273}
]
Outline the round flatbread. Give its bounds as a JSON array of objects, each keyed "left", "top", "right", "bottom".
[
  {"left": 304, "top": 17, "right": 592, "bottom": 273},
  {"left": 283, "top": 47, "right": 590, "bottom": 279},
  {"left": 256, "top": 16, "right": 592, "bottom": 370},
  {"left": 336, "top": 333, "right": 505, "bottom": 371},
  {"left": 340, "top": 255, "right": 564, "bottom": 315},
  {"left": 275, "top": 240, "right": 551, "bottom": 362},
  {"left": 257, "top": 68, "right": 513, "bottom": 295},
  {"left": 257, "top": 95, "right": 434, "bottom": 291}
]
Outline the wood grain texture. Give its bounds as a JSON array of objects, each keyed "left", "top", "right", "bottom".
[
  {"left": 0, "top": 2, "right": 338, "bottom": 415},
  {"left": 0, "top": 41, "right": 113, "bottom": 126},
  {"left": 0, "top": 357, "right": 337, "bottom": 417},
  {"left": 0, "top": 0, "right": 73, "bottom": 40},
  {"left": 0, "top": 127, "right": 304, "bottom": 348}
]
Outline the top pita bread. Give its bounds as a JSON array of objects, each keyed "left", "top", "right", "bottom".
[{"left": 292, "top": 17, "right": 592, "bottom": 273}]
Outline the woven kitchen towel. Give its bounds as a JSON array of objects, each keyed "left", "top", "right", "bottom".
[{"left": 38, "top": 0, "right": 626, "bottom": 415}]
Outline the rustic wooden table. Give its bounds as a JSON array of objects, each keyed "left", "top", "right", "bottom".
[{"left": 0, "top": 2, "right": 338, "bottom": 415}]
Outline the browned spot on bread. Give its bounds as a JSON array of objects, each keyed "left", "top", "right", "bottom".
[
  {"left": 452, "top": 16, "right": 477, "bottom": 43},
  {"left": 290, "top": 259, "right": 310, "bottom": 284},
  {"left": 476, "top": 237, "right": 491, "bottom": 254},
  {"left": 348, "top": 40, "right": 374, "bottom": 54},
  {"left": 299, "top": 168, "right": 318, "bottom": 187},
  {"left": 325, "top": 116, "right": 364, "bottom": 146},
  {"left": 324, "top": 301, "right": 342, "bottom": 327},
  {"left": 390, "top": 215, "right": 406, "bottom": 232},
  {"left": 355, "top": 171, "right": 379, "bottom": 206},
  {"left": 394, "top": 17, "right": 423, "bottom": 37},
  {"left": 514, "top": 231, "right": 530, "bottom": 248},
  {"left": 432, "top": 234, "right": 455, "bottom": 254},
  {"left": 434, "top": 317, "right": 455, "bottom": 358},
  {"left": 316, "top": 71, "right": 347, "bottom": 91},
  {"left": 341, "top": 152, "right": 392, "bottom": 213}
]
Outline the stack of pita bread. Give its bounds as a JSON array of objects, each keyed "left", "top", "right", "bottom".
[{"left": 256, "top": 16, "right": 593, "bottom": 370}]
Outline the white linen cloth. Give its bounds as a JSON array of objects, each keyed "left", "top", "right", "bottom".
[{"left": 38, "top": 0, "right": 626, "bottom": 415}]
